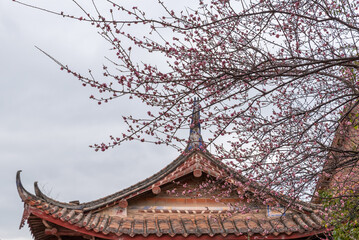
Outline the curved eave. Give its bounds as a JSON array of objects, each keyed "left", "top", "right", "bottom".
[
  {"left": 33, "top": 181, "right": 85, "bottom": 210},
  {"left": 16, "top": 150, "right": 199, "bottom": 211},
  {"left": 16, "top": 170, "right": 39, "bottom": 202}
]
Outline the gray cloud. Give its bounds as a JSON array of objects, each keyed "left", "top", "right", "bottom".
[{"left": 0, "top": 1, "right": 182, "bottom": 239}]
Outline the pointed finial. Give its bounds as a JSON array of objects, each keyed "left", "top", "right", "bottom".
[{"left": 186, "top": 98, "right": 204, "bottom": 151}]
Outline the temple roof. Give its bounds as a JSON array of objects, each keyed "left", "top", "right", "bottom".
[
  {"left": 17, "top": 100, "right": 329, "bottom": 240},
  {"left": 16, "top": 150, "right": 327, "bottom": 239}
]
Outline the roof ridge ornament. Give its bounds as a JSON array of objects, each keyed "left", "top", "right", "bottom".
[{"left": 185, "top": 97, "right": 205, "bottom": 152}]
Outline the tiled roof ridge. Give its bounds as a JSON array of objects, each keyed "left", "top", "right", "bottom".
[
  {"left": 183, "top": 152, "right": 321, "bottom": 212},
  {"left": 199, "top": 152, "right": 323, "bottom": 213},
  {"left": 17, "top": 149, "right": 322, "bottom": 213},
  {"left": 16, "top": 151, "right": 197, "bottom": 211}
]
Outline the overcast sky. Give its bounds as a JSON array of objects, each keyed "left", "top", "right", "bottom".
[{"left": 0, "top": 1, "right": 189, "bottom": 239}]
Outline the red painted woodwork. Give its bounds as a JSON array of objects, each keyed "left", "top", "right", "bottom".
[
  {"left": 193, "top": 169, "right": 202, "bottom": 178},
  {"left": 152, "top": 186, "right": 161, "bottom": 195},
  {"left": 44, "top": 228, "right": 57, "bottom": 235},
  {"left": 30, "top": 207, "right": 117, "bottom": 240},
  {"left": 118, "top": 199, "right": 128, "bottom": 208}
]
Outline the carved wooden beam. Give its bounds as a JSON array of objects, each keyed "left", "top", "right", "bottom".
[
  {"left": 45, "top": 228, "right": 85, "bottom": 237},
  {"left": 44, "top": 228, "right": 58, "bottom": 235}
]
